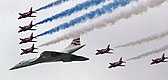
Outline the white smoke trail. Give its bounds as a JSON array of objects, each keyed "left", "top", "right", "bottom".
[
  {"left": 39, "top": 0, "right": 168, "bottom": 47},
  {"left": 115, "top": 31, "right": 168, "bottom": 48},
  {"left": 126, "top": 44, "right": 168, "bottom": 61}
]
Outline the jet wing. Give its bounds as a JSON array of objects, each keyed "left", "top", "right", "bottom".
[
  {"left": 68, "top": 54, "right": 89, "bottom": 62},
  {"left": 40, "top": 51, "right": 66, "bottom": 57},
  {"left": 109, "top": 63, "right": 114, "bottom": 66},
  {"left": 19, "top": 13, "right": 23, "bottom": 15},
  {"left": 96, "top": 50, "right": 101, "bottom": 52}
]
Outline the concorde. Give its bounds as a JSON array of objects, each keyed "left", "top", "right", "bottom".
[{"left": 10, "top": 37, "right": 89, "bottom": 70}]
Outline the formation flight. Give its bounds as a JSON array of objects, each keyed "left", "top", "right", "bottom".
[{"left": 10, "top": 37, "right": 89, "bottom": 70}]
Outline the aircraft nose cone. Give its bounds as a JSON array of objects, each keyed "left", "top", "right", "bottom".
[
  {"left": 9, "top": 66, "right": 16, "bottom": 70},
  {"left": 9, "top": 68, "right": 14, "bottom": 70},
  {"left": 9, "top": 63, "right": 26, "bottom": 70},
  {"left": 18, "top": 17, "right": 21, "bottom": 19}
]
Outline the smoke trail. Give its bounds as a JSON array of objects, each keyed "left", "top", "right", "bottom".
[
  {"left": 35, "top": 0, "right": 107, "bottom": 25},
  {"left": 126, "top": 44, "right": 168, "bottom": 61},
  {"left": 35, "top": 0, "right": 69, "bottom": 12},
  {"left": 115, "top": 31, "right": 168, "bottom": 48},
  {"left": 36, "top": 0, "right": 134, "bottom": 37},
  {"left": 39, "top": 0, "right": 167, "bottom": 47},
  {"left": 40, "top": 0, "right": 167, "bottom": 46}
]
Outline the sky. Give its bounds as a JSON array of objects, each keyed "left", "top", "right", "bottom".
[{"left": 0, "top": 0, "right": 168, "bottom": 80}]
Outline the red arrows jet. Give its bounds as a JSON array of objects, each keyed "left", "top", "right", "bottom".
[
  {"left": 20, "top": 44, "right": 38, "bottom": 55},
  {"left": 96, "top": 44, "right": 114, "bottom": 55},
  {"left": 151, "top": 53, "right": 168, "bottom": 65},
  {"left": 108, "top": 57, "right": 126, "bottom": 68},
  {"left": 18, "top": 7, "right": 36, "bottom": 19},
  {"left": 18, "top": 21, "right": 36, "bottom": 33},
  {"left": 19, "top": 33, "right": 37, "bottom": 44}
]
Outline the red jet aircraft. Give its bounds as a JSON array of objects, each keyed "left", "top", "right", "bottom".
[
  {"left": 18, "top": 21, "right": 36, "bottom": 33},
  {"left": 151, "top": 53, "right": 168, "bottom": 65},
  {"left": 96, "top": 44, "right": 114, "bottom": 55},
  {"left": 19, "top": 33, "right": 37, "bottom": 44},
  {"left": 18, "top": 7, "right": 36, "bottom": 19},
  {"left": 20, "top": 44, "right": 38, "bottom": 55},
  {"left": 108, "top": 57, "right": 126, "bottom": 68}
]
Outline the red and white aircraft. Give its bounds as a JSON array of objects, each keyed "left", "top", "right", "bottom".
[
  {"left": 108, "top": 57, "right": 126, "bottom": 68},
  {"left": 151, "top": 53, "right": 168, "bottom": 65},
  {"left": 18, "top": 7, "right": 36, "bottom": 19},
  {"left": 20, "top": 44, "right": 38, "bottom": 55},
  {"left": 18, "top": 21, "right": 36, "bottom": 33},
  {"left": 19, "top": 33, "right": 37, "bottom": 44},
  {"left": 96, "top": 44, "right": 114, "bottom": 55}
]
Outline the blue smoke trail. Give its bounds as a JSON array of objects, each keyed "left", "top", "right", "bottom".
[
  {"left": 35, "top": 0, "right": 69, "bottom": 12},
  {"left": 35, "top": 0, "right": 106, "bottom": 25},
  {"left": 36, "top": 0, "right": 135, "bottom": 37}
]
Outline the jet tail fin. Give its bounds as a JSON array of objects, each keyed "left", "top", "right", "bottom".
[
  {"left": 107, "top": 44, "right": 110, "bottom": 49},
  {"left": 29, "top": 7, "right": 36, "bottom": 13},
  {"left": 32, "top": 44, "right": 35, "bottom": 48},
  {"left": 30, "top": 21, "right": 33, "bottom": 26},
  {"left": 29, "top": 7, "right": 33, "bottom": 12},
  {"left": 107, "top": 44, "right": 114, "bottom": 50},
  {"left": 32, "top": 44, "right": 38, "bottom": 50},
  {"left": 31, "top": 33, "right": 37, "bottom": 39},
  {"left": 119, "top": 57, "right": 122, "bottom": 62},
  {"left": 30, "top": 33, "right": 34, "bottom": 38},
  {"left": 119, "top": 57, "right": 126, "bottom": 63},
  {"left": 162, "top": 53, "right": 165, "bottom": 59},
  {"left": 65, "top": 37, "right": 81, "bottom": 50}
]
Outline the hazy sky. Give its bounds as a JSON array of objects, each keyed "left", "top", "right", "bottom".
[{"left": 0, "top": 0, "right": 168, "bottom": 80}]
